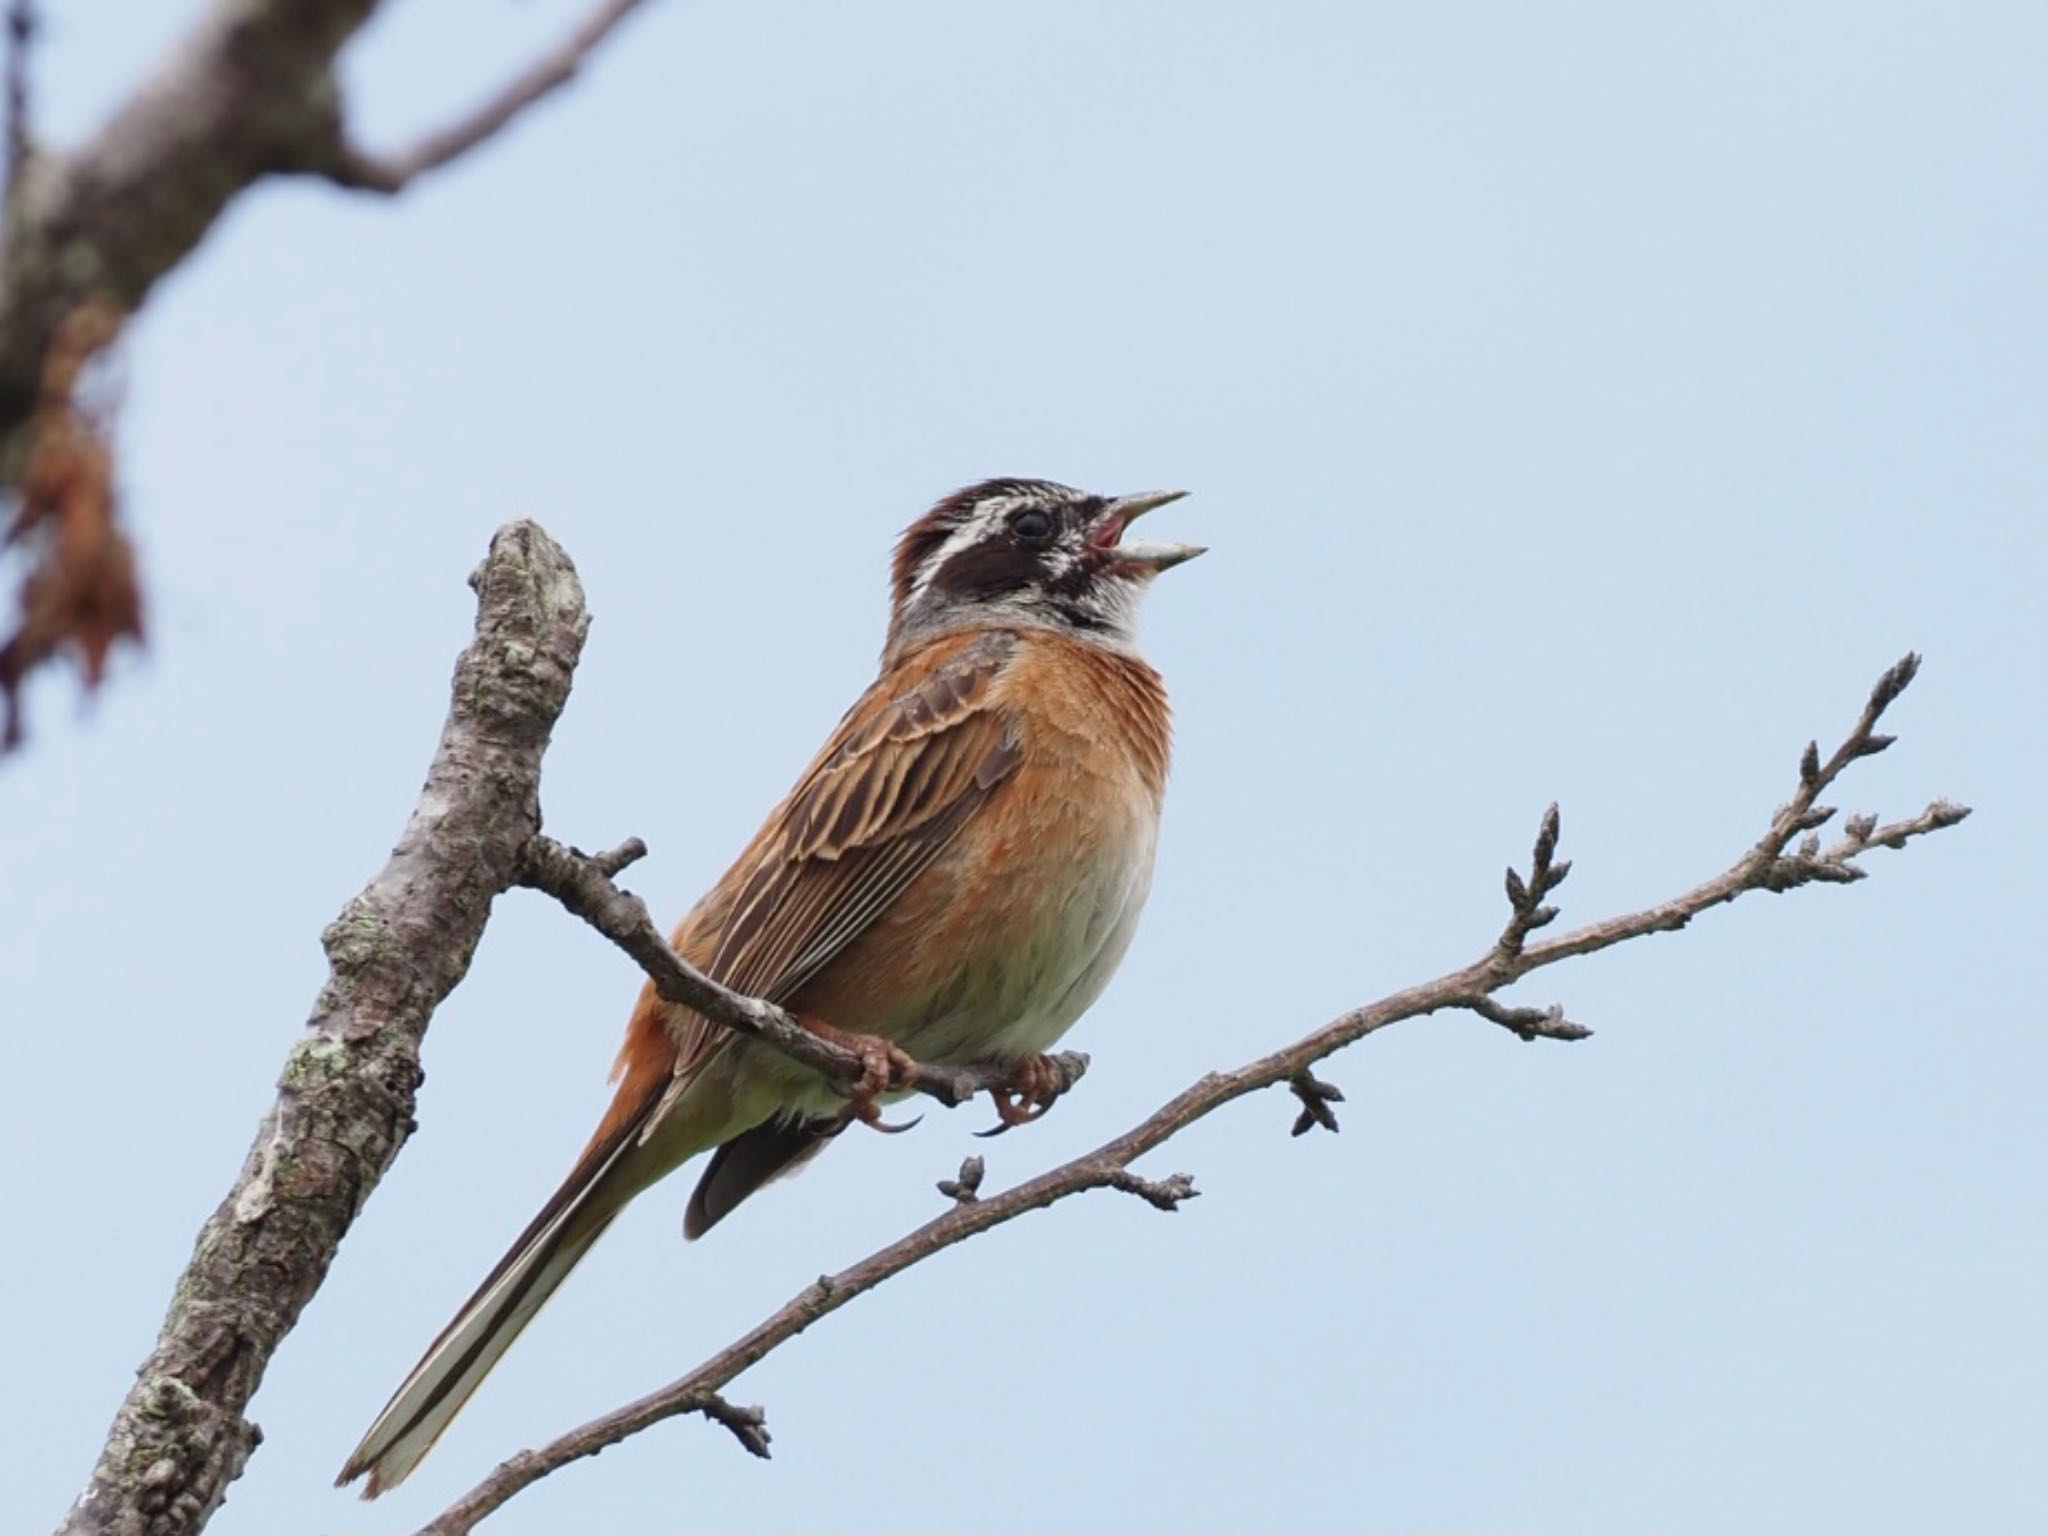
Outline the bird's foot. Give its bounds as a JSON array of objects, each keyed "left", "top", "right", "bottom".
[
  {"left": 799, "top": 1016, "right": 922, "bottom": 1134},
  {"left": 980, "top": 1053, "right": 1067, "bottom": 1135}
]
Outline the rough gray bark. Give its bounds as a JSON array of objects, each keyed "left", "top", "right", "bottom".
[{"left": 58, "top": 522, "right": 588, "bottom": 1536}]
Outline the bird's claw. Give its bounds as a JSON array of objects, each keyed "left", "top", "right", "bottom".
[
  {"left": 975, "top": 1054, "right": 1065, "bottom": 1136},
  {"left": 800, "top": 1016, "right": 921, "bottom": 1134}
]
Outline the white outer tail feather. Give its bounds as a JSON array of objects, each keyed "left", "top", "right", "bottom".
[{"left": 338, "top": 1133, "right": 638, "bottom": 1497}]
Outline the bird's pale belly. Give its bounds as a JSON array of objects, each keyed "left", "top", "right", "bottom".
[
  {"left": 904, "top": 809, "right": 1159, "bottom": 1066},
  {"left": 755, "top": 789, "right": 1160, "bottom": 1112}
]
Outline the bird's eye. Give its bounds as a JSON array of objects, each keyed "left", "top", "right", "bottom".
[{"left": 1010, "top": 508, "right": 1055, "bottom": 542}]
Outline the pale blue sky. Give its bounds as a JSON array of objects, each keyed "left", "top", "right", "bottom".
[{"left": 5, "top": 2, "right": 2044, "bottom": 1532}]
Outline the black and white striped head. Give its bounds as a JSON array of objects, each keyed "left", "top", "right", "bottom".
[{"left": 887, "top": 478, "right": 1202, "bottom": 656}]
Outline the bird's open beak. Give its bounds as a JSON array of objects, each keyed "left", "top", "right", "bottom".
[{"left": 1092, "top": 489, "right": 1205, "bottom": 572}]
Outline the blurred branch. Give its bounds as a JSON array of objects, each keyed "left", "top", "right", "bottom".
[
  {"left": 0, "top": 0, "right": 653, "bottom": 461},
  {"left": 58, "top": 524, "right": 589, "bottom": 1536},
  {"left": 4, "top": 0, "right": 35, "bottom": 205},
  {"left": 3, "top": 0, "right": 371, "bottom": 478},
  {"left": 0, "top": 0, "right": 652, "bottom": 740},
  {"left": 318, "top": 0, "right": 656, "bottom": 193},
  {"left": 418, "top": 652, "right": 1969, "bottom": 1535}
]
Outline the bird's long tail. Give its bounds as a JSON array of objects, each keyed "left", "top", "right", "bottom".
[{"left": 337, "top": 1110, "right": 653, "bottom": 1498}]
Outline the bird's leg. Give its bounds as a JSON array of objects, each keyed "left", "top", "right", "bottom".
[
  {"left": 987, "top": 1053, "right": 1066, "bottom": 1130},
  {"left": 797, "top": 1015, "right": 921, "bottom": 1133}
]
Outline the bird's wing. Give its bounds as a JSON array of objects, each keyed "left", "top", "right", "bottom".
[{"left": 648, "top": 631, "right": 1023, "bottom": 1120}]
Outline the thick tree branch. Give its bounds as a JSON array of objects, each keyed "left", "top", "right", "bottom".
[
  {"left": 317, "top": 0, "right": 656, "bottom": 194},
  {"left": 59, "top": 524, "right": 588, "bottom": 1536},
  {"left": 421, "top": 652, "right": 1968, "bottom": 1536}
]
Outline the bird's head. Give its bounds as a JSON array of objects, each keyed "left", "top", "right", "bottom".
[{"left": 886, "top": 478, "right": 1202, "bottom": 657}]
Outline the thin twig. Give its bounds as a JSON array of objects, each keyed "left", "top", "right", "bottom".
[
  {"left": 1106, "top": 1170, "right": 1201, "bottom": 1211},
  {"left": 517, "top": 832, "right": 1091, "bottom": 1113},
  {"left": 693, "top": 1393, "right": 771, "bottom": 1459},
  {"left": 586, "top": 836, "right": 648, "bottom": 878},
  {"left": 1495, "top": 802, "right": 1571, "bottom": 960},
  {"left": 1460, "top": 994, "right": 1590, "bottom": 1043},
  {"left": 1505, "top": 658, "right": 1966, "bottom": 974},
  {"left": 321, "top": 0, "right": 656, "bottom": 194},
  {"left": 1288, "top": 1070, "right": 1345, "bottom": 1136},
  {"left": 936, "top": 1156, "right": 985, "bottom": 1205},
  {"left": 420, "top": 652, "right": 1967, "bottom": 1536}
]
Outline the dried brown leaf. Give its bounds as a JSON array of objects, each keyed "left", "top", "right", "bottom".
[{"left": 1, "top": 297, "right": 141, "bottom": 748}]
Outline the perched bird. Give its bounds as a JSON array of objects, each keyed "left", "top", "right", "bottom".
[{"left": 338, "top": 478, "right": 1203, "bottom": 1495}]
